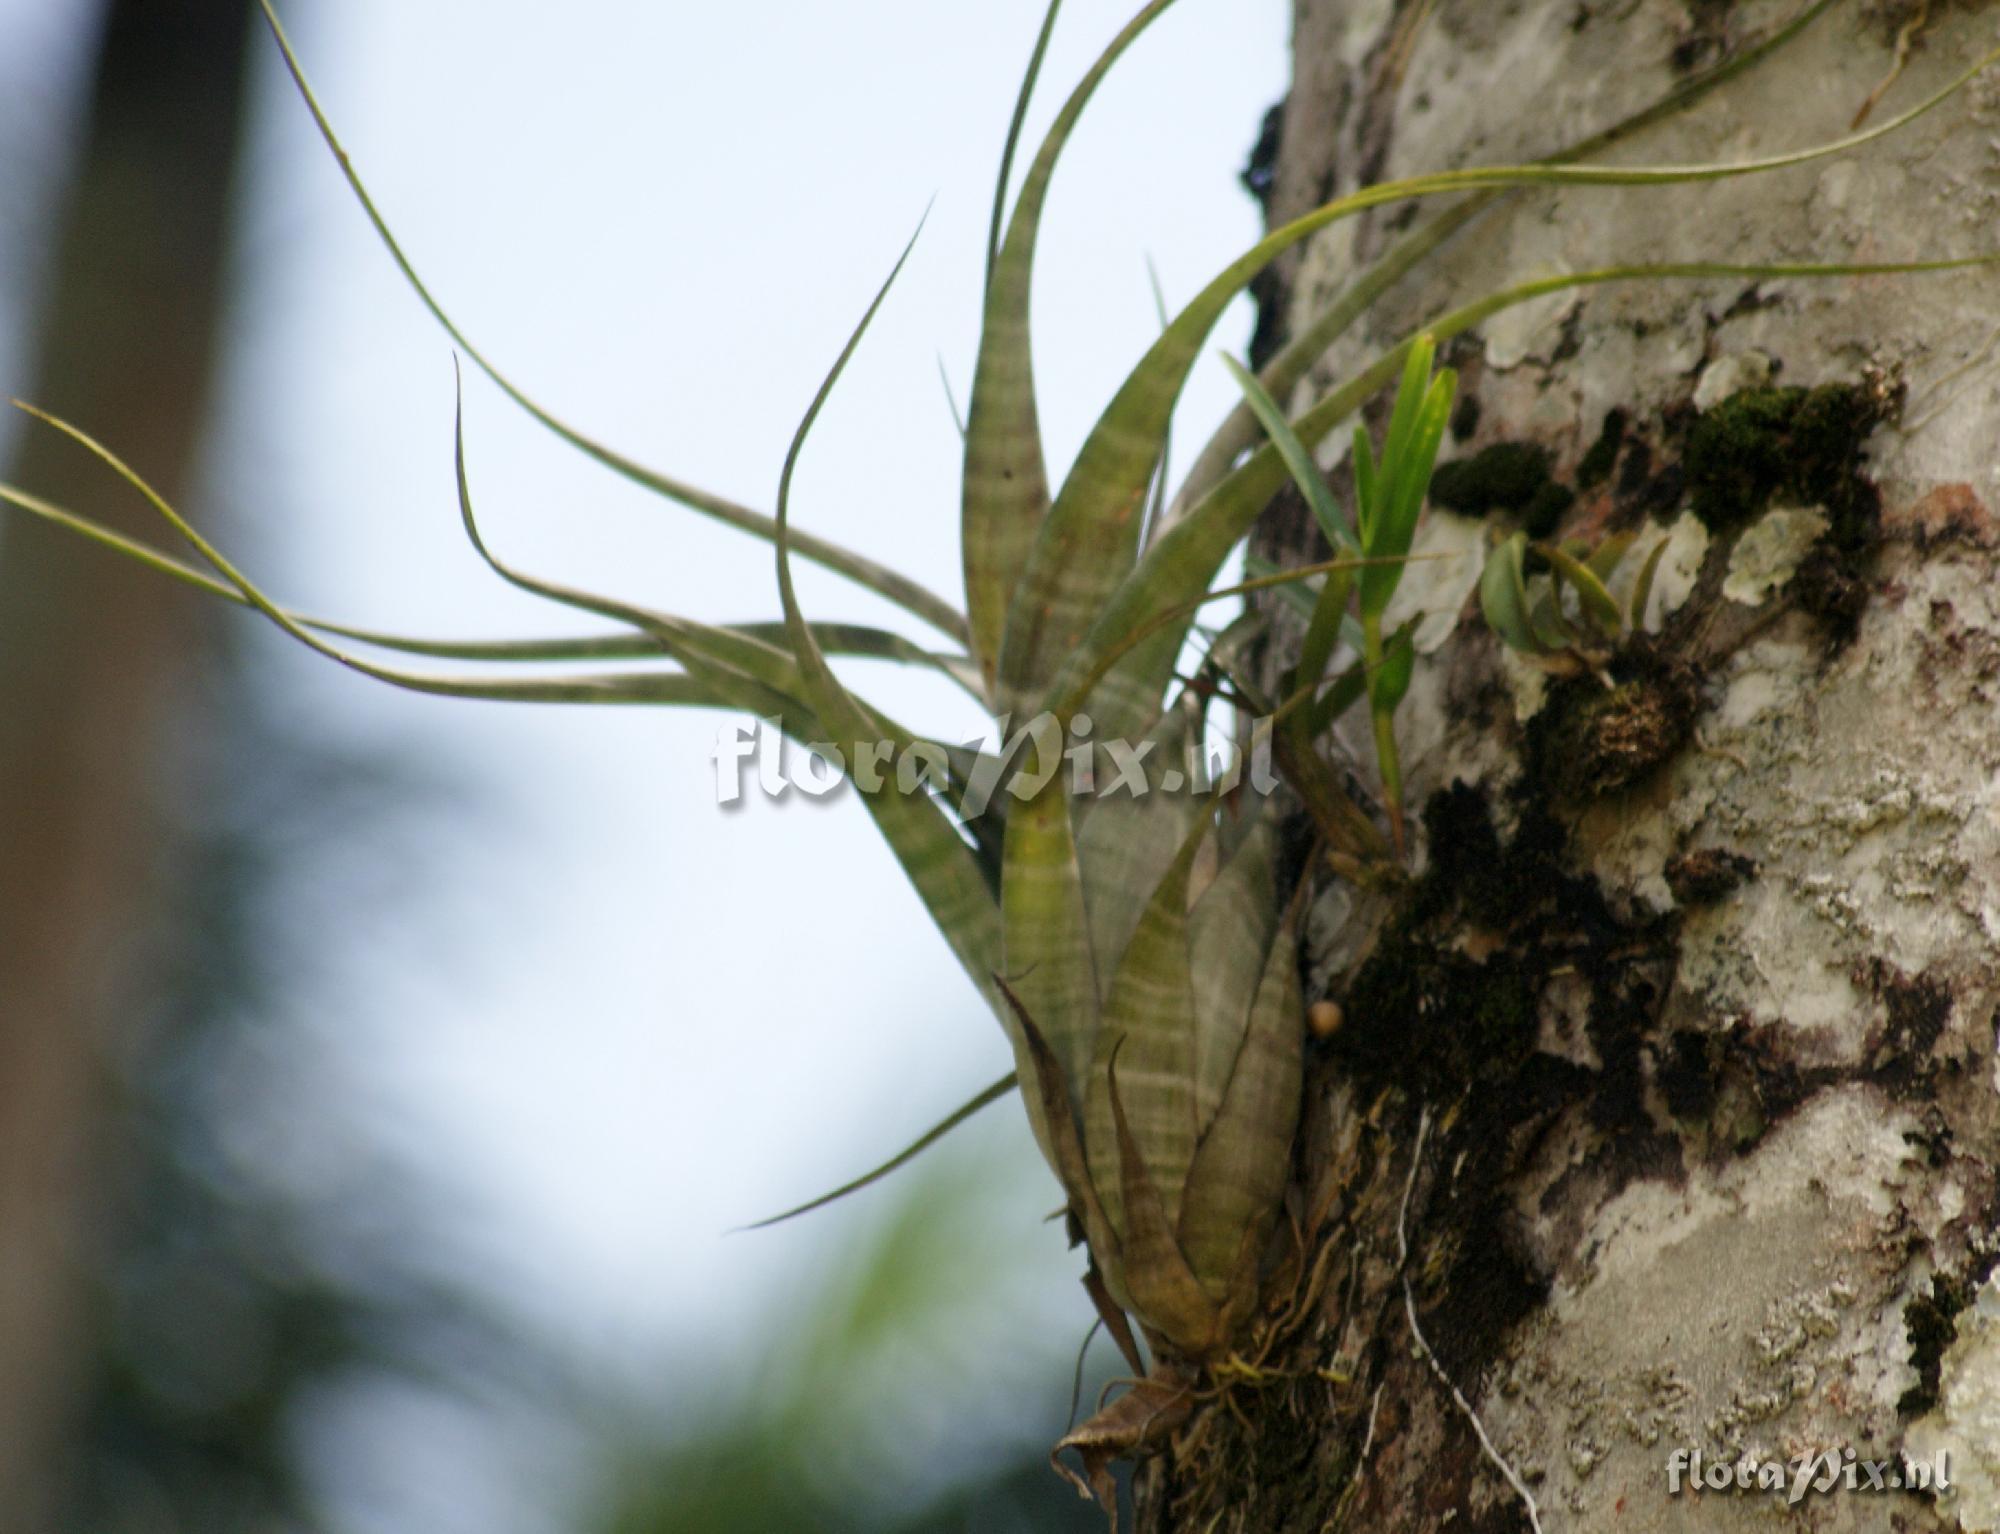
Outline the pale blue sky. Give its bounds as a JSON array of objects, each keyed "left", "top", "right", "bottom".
[{"left": 4, "top": 3, "right": 1290, "bottom": 1527}]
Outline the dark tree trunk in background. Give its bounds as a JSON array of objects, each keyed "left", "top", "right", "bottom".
[
  {"left": 0, "top": 2, "right": 254, "bottom": 1524},
  {"left": 1140, "top": 3, "right": 2000, "bottom": 1530}
]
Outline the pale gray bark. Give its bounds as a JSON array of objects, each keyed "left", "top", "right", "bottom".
[{"left": 1139, "top": 3, "right": 2000, "bottom": 1529}]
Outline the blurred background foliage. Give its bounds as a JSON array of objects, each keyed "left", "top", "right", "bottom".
[
  {"left": 591, "top": 1166, "right": 1118, "bottom": 1534},
  {"left": 0, "top": 3, "right": 1110, "bottom": 1528}
]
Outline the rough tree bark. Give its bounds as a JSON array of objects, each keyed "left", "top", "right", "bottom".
[{"left": 1138, "top": 2, "right": 2000, "bottom": 1530}]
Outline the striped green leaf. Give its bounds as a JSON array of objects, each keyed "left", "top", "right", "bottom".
[
  {"left": 1073, "top": 700, "right": 1199, "bottom": 992},
  {"left": 1187, "top": 811, "right": 1276, "bottom": 1132},
  {"left": 1178, "top": 906, "right": 1301, "bottom": 1305},
  {"left": 1083, "top": 818, "right": 1208, "bottom": 1237},
  {"left": 1001, "top": 760, "right": 1101, "bottom": 1106},
  {"left": 964, "top": 0, "right": 1181, "bottom": 701},
  {"left": 1104, "top": 1047, "right": 1220, "bottom": 1356},
  {"left": 997, "top": 978, "right": 1124, "bottom": 1296}
]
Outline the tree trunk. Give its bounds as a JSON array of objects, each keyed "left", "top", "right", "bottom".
[
  {"left": 1139, "top": 3, "right": 2000, "bottom": 1530},
  {"left": 0, "top": 3, "right": 254, "bottom": 1524}
]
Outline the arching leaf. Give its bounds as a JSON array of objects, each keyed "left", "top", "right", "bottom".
[
  {"left": 256, "top": 0, "right": 967, "bottom": 644},
  {"left": 741, "top": 1072, "right": 1018, "bottom": 1231}
]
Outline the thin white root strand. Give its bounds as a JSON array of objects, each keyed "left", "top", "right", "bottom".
[
  {"left": 1359, "top": 1380, "right": 1386, "bottom": 1463},
  {"left": 1905, "top": 319, "right": 2000, "bottom": 437},
  {"left": 1397, "top": 1104, "right": 1545, "bottom": 1534}
]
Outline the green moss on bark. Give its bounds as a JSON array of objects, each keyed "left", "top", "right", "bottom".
[
  {"left": 1684, "top": 382, "right": 1885, "bottom": 537},
  {"left": 1429, "top": 442, "right": 1574, "bottom": 537}
]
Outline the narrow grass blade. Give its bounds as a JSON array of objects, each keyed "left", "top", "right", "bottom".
[
  {"left": 255, "top": 0, "right": 966, "bottom": 646},
  {"left": 1628, "top": 535, "right": 1672, "bottom": 631},
  {"left": 986, "top": 0, "right": 1064, "bottom": 291},
  {"left": 741, "top": 1072, "right": 1018, "bottom": 1230},
  {"left": 1377, "top": 339, "right": 1435, "bottom": 517},
  {"left": 6, "top": 404, "right": 789, "bottom": 713},
  {"left": 1360, "top": 363, "right": 1455, "bottom": 619},
  {"left": 1352, "top": 427, "right": 1379, "bottom": 546},
  {"left": 1220, "top": 355, "right": 1353, "bottom": 555}
]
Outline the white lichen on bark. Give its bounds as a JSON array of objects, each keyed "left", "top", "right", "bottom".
[{"left": 1911, "top": 1273, "right": 2000, "bottom": 1530}]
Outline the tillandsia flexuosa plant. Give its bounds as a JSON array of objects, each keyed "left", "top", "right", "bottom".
[{"left": 8, "top": 0, "right": 2000, "bottom": 1518}]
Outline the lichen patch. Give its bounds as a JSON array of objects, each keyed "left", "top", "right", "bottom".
[
  {"left": 1481, "top": 276, "right": 1582, "bottom": 371},
  {"left": 1722, "top": 505, "right": 1831, "bottom": 605},
  {"left": 1382, "top": 510, "right": 1486, "bottom": 655},
  {"left": 1693, "top": 350, "right": 1775, "bottom": 412},
  {"left": 1906, "top": 1272, "right": 2000, "bottom": 1533},
  {"left": 1642, "top": 512, "right": 1711, "bottom": 627}
]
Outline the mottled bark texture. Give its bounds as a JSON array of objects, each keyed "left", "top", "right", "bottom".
[
  {"left": 0, "top": 3, "right": 254, "bottom": 1526},
  {"left": 1137, "top": 2, "right": 2000, "bottom": 1530}
]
